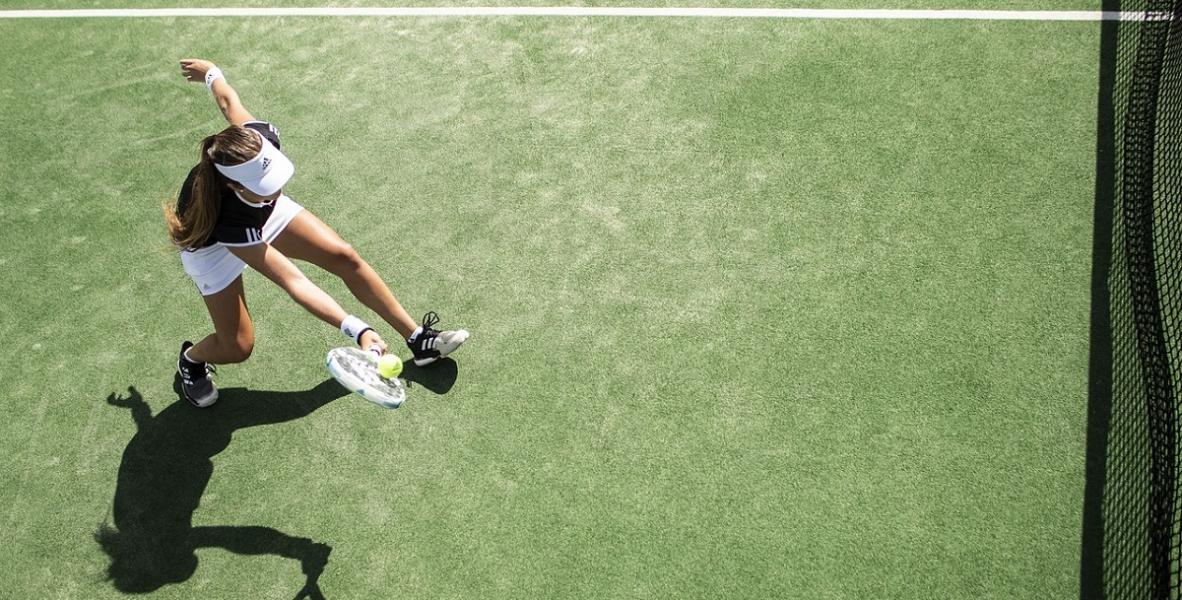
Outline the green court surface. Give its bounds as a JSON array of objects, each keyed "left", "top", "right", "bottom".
[{"left": 0, "top": 7, "right": 1098, "bottom": 599}]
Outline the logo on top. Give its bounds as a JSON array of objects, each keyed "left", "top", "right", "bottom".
[{"left": 261, "top": 157, "right": 272, "bottom": 169}]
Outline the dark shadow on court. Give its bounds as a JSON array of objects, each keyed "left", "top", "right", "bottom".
[
  {"left": 1080, "top": 0, "right": 1182, "bottom": 596},
  {"left": 400, "top": 357, "right": 458, "bottom": 395},
  {"left": 96, "top": 379, "right": 348, "bottom": 599},
  {"left": 1079, "top": 1, "right": 1118, "bottom": 596}
]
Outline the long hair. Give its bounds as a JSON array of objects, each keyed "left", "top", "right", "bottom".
[{"left": 164, "top": 126, "right": 262, "bottom": 249}]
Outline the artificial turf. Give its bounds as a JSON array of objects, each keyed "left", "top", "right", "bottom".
[{"left": 0, "top": 8, "right": 1099, "bottom": 598}]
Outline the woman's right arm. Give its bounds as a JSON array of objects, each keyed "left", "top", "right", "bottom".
[
  {"left": 226, "top": 243, "right": 388, "bottom": 352},
  {"left": 228, "top": 243, "right": 344, "bottom": 325}
]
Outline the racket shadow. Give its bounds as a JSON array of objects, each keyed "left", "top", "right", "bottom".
[
  {"left": 400, "top": 357, "right": 459, "bottom": 395},
  {"left": 95, "top": 379, "right": 347, "bottom": 597}
]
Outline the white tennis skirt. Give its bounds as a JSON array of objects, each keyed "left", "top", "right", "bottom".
[{"left": 180, "top": 194, "right": 304, "bottom": 296}]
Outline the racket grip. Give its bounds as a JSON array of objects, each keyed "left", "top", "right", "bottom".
[{"left": 366, "top": 344, "right": 383, "bottom": 359}]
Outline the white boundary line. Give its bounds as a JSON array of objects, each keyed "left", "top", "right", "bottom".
[{"left": 0, "top": 7, "right": 1162, "bottom": 21}]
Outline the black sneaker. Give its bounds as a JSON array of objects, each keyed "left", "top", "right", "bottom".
[
  {"left": 177, "top": 341, "right": 218, "bottom": 407},
  {"left": 407, "top": 312, "right": 469, "bottom": 366}
]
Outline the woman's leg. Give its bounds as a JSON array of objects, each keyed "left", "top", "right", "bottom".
[
  {"left": 185, "top": 276, "right": 255, "bottom": 364},
  {"left": 272, "top": 211, "right": 418, "bottom": 339}
]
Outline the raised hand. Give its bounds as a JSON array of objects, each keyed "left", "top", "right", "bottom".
[{"left": 179, "top": 58, "right": 216, "bottom": 83}]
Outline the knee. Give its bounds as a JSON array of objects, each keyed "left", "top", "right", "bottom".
[
  {"left": 326, "top": 243, "right": 364, "bottom": 276},
  {"left": 218, "top": 333, "right": 254, "bottom": 363}
]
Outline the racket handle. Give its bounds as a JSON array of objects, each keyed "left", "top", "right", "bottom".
[{"left": 366, "top": 344, "right": 383, "bottom": 359}]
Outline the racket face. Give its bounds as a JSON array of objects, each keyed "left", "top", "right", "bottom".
[{"left": 326, "top": 347, "right": 406, "bottom": 408}]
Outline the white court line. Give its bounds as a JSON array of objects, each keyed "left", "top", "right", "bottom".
[{"left": 0, "top": 7, "right": 1164, "bottom": 21}]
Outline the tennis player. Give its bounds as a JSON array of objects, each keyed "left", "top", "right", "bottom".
[{"left": 166, "top": 59, "right": 468, "bottom": 408}]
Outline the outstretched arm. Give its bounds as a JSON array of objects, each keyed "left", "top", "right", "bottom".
[
  {"left": 179, "top": 59, "right": 255, "bottom": 126},
  {"left": 227, "top": 243, "right": 388, "bottom": 352},
  {"left": 220, "top": 378, "right": 351, "bottom": 429},
  {"left": 228, "top": 242, "right": 348, "bottom": 327}
]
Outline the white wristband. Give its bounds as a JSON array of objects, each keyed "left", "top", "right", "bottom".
[
  {"left": 340, "top": 315, "right": 372, "bottom": 343},
  {"left": 204, "top": 67, "right": 224, "bottom": 91}
]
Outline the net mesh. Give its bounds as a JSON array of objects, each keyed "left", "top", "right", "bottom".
[{"left": 1093, "top": 3, "right": 1182, "bottom": 598}]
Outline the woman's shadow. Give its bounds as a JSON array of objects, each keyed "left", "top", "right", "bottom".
[{"left": 96, "top": 379, "right": 349, "bottom": 599}]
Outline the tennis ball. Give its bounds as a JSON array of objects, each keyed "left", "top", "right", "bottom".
[{"left": 378, "top": 353, "right": 403, "bottom": 379}]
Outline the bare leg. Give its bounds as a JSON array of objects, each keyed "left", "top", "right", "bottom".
[
  {"left": 273, "top": 210, "right": 418, "bottom": 339},
  {"left": 186, "top": 276, "right": 256, "bottom": 364}
]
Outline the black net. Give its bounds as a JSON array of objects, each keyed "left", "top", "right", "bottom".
[{"left": 1085, "top": 3, "right": 1182, "bottom": 599}]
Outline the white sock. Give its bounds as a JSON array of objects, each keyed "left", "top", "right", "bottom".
[
  {"left": 182, "top": 348, "right": 202, "bottom": 365},
  {"left": 408, "top": 325, "right": 424, "bottom": 343}
]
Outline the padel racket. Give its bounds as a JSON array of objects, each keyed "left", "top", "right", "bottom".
[{"left": 326, "top": 347, "right": 406, "bottom": 408}]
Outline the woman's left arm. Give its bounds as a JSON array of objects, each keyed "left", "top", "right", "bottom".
[{"left": 179, "top": 58, "right": 256, "bottom": 126}]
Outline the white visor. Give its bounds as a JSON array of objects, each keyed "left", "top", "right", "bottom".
[{"left": 213, "top": 132, "right": 294, "bottom": 196}]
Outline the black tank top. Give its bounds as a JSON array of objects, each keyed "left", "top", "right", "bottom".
[{"left": 176, "top": 121, "right": 284, "bottom": 249}]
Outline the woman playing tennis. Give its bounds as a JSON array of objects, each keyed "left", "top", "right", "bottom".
[{"left": 166, "top": 59, "right": 468, "bottom": 407}]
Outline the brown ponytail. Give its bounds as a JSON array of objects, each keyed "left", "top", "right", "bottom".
[{"left": 164, "top": 126, "right": 263, "bottom": 249}]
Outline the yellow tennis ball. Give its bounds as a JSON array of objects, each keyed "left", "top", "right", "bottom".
[{"left": 378, "top": 353, "right": 403, "bottom": 379}]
